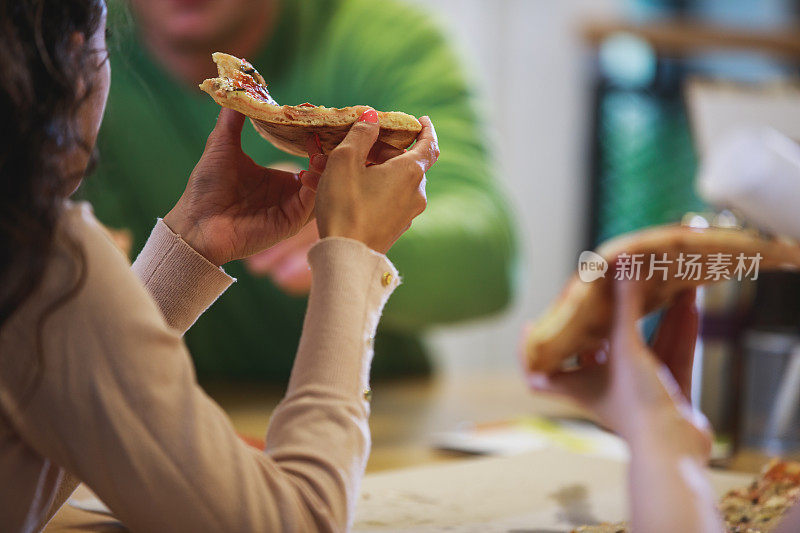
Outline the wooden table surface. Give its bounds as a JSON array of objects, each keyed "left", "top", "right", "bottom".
[
  {"left": 206, "top": 372, "right": 578, "bottom": 472},
  {"left": 45, "top": 372, "right": 769, "bottom": 531},
  {"left": 47, "top": 372, "right": 571, "bottom": 531}
]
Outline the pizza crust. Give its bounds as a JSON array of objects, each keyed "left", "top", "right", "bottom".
[
  {"left": 199, "top": 52, "right": 422, "bottom": 156},
  {"left": 525, "top": 225, "right": 800, "bottom": 374}
]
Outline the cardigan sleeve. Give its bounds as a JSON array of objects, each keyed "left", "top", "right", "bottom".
[
  {"left": 2, "top": 208, "right": 398, "bottom": 532},
  {"left": 131, "top": 219, "right": 235, "bottom": 334}
]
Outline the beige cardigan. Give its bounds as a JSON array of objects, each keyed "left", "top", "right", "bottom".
[{"left": 0, "top": 202, "right": 399, "bottom": 532}]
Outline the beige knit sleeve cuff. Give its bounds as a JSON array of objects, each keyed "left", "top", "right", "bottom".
[
  {"left": 287, "top": 237, "right": 400, "bottom": 399},
  {"left": 132, "top": 219, "right": 235, "bottom": 334}
]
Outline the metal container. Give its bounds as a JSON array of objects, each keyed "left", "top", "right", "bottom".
[{"left": 740, "top": 330, "right": 800, "bottom": 454}]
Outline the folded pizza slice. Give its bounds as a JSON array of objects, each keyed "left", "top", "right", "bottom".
[
  {"left": 199, "top": 52, "right": 422, "bottom": 157},
  {"left": 525, "top": 224, "right": 800, "bottom": 374}
]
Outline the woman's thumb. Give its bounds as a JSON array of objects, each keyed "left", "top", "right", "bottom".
[
  {"left": 211, "top": 108, "right": 246, "bottom": 144},
  {"left": 335, "top": 109, "right": 380, "bottom": 162}
]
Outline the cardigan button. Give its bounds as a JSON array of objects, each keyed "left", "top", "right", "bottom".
[
  {"left": 363, "top": 388, "right": 373, "bottom": 402},
  {"left": 381, "top": 272, "right": 393, "bottom": 287}
]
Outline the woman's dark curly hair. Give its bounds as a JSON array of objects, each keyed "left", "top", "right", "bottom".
[{"left": 0, "top": 1, "right": 105, "bottom": 355}]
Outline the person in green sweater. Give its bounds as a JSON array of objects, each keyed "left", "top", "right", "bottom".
[{"left": 84, "top": 0, "right": 518, "bottom": 380}]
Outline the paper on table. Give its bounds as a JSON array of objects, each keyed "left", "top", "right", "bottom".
[
  {"left": 431, "top": 416, "right": 629, "bottom": 461},
  {"left": 354, "top": 448, "right": 751, "bottom": 533}
]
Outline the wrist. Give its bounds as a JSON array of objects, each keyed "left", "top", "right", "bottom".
[
  {"left": 163, "top": 207, "right": 225, "bottom": 266},
  {"left": 319, "top": 220, "right": 387, "bottom": 255},
  {"left": 625, "top": 407, "right": 711, "bottom": 460}
]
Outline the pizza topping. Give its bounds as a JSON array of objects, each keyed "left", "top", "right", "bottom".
[
  {"left": 226, "top": 72, "right": 278, "bottom": 106},
  {"left": 281, "top": 104, "right": 320, "bottom": 120},
  {"left": 211, "top": 57, "right": 279, "bottom": 106}
]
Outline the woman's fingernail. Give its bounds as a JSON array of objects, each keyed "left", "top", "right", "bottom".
[
  {"left": 314, "top": 133, "right": 322, "bottom": 152},
  {"left": 359, "top": 109, "right": 378, "bottom": 124}
]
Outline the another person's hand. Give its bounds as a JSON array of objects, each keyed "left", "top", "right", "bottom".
[
  {"left": 103, "top": 227, "right": 133, "bottom": 258},
  {"left": 164, "top": 109, "right": 319, "bottom": 266},
  {"left": 245, "top": 222, "right": 318, "bottom": 296},
  {"left": 526, "top": 280, "right": 711, "bottom": 458},
  {"left": 310, "top": 109, "right": 439, "bottom": 254},
  {"left": 243, "top": 147, "right": 329, "bottom": 295}
]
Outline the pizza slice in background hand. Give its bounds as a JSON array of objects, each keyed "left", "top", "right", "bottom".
[
  {"left": 524, "top": 224, "right": 800, "bottom": 374},
  {"left": 199, "top": 52, "right": 422, "bottom": 157}
]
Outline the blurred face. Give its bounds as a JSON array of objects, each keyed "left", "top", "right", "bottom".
[
  {"left": 83, "top": 5, "right": 111, "bottom": 149},
  {"left": 130, "top": 0, "right": 267, "bottom": 51},
  {"left": 68, "top": 3, "right": 111, "bottom": 193}
]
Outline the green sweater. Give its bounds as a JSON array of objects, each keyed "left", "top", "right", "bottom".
[{"left": 84, "top": 0, "right": 518, "bottom": 380}]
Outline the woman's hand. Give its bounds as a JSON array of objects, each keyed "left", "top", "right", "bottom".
[
  {"left": 526, "top": 280, "right": 711, "bottom": 457},
  {"left": 244, "top": 121, "right": 417, "bottom": 290},
  {"left": 309, "top": 110, "right": 439, "bottom": 254},
  {"left": 164, "top": 109, "right": 320, "bottom": 266}
]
